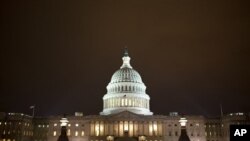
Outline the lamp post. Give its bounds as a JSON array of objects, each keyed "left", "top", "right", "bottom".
[
  {"left": 179, "top": 118, "right": 187, "bottom": 127},
  {"left": 57, "top": 116, "right": 69, "bottom": 141},
  {"left": 178, "top": 117, "right": 190, "bottom": 141}
]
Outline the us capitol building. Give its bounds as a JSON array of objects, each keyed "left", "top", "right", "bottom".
[{"left": 0, "top": 50, "right": 249, "bottom": 141}]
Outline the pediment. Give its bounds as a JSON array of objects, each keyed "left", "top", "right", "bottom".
[{"left": 107, "top": 111, "right": 143, "bottom": 120}]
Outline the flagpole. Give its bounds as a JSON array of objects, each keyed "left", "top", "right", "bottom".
[
  {"left": 32, "top": 106, "right": 35, "bottom": 117},
  {"left": 30, "top": 105, "right": 35, "bottom": 117},
  {"left": 220, "top": 104, "right": 223, "bottom": 118}
]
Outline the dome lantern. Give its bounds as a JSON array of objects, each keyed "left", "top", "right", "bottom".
[{"left": 120, "top": 48, "right": 132, "bottom": 69}]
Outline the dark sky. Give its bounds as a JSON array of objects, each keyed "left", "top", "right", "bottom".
[{"left": 0, "top": 0, "right": 250, "bottom": 117}]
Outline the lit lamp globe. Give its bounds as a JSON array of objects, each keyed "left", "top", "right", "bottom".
[
  {"left": 179, "top": 117, "right": 188, "bottom": 127},
  {"left": 60, "top": 118, "right": 69, "bottom": 127}
]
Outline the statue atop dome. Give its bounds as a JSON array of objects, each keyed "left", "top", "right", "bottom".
[
  {"left": 121, "top": 48, "right": 132, "bottom": 69},
  {"left": 124, "top": 47, "right": 129, "bottom": 57}
]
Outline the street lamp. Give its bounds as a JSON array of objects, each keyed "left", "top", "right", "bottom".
[
  {"left": 179, "top": 117, "right": 187, "bottom": 127},
  {"left": 57, "top": 116, "right": 69, "bottom": 141},
  {"left": 60, "top": 118, "right": 69, "bottom": 126},
  {"left": 178, "top": 117, "right": 190, "bottom": 141}
]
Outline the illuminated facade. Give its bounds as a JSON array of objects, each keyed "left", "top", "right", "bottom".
[
  {"left": 0, "top": 50, "right": 249, "bottom": 141},
  {"left": 100, "top": 49, "right": 152, "bottom": 116}
]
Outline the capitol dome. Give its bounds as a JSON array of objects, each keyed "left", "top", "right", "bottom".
[
  {"left": 110, "top": 68, "right": 143, "bottom": 84},
  {"left": 100, "top": 49, "right": 153, "bottom": 115}
]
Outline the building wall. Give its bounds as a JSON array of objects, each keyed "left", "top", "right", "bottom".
[
  {"left": 0, "top": 113, "right": 33, "bottom": 141},
  {"left": 0, "top": 112, "right": 249, "bottom": 141}
]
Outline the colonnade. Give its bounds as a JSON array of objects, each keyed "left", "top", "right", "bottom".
[
  {"left": 108, "top": 85, "right": 144, "bottom": 93},
  {"left": 90, "top": 121, "right": 162, "bottom": 137},
  {"left": 103, "top": 97, "right": 149, "bottom": 109}
]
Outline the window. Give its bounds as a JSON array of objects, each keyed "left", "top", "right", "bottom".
[
  {"left": 68, "top": 124, "right": 71, "bottom": 127},
  {"left": 81, "top": 131, "right": 85, "bottom": 136},
  {"left": 67, "top": 129, "right": 71, "bottom": 136},
  {"left": 75, "top": 123, "right": 79, "bottom": 127},
  {"left": 54, "top": 123, "right": 57, "bottom": 127},
  {"left": 75, "top": 131, "right": 78, "bottom": 136},
  {"left": 53, "top": 131, "right": 56, "bottom": 136}
]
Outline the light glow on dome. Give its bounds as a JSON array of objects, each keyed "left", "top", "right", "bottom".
[{"left": 100, "top": 49, "right": 153, "bottom": 115}]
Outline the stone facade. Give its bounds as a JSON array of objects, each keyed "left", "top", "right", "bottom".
[{"left": 0, "top": 112, "right": 250, "bottom": 141}]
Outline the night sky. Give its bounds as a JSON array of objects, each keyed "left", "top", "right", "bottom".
[{"left": 0, "top": 0, "right": 250, "bottom": 117}]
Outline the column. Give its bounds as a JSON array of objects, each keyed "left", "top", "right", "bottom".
[
  {"left": 114, "top": 121, "right": 118, "bottom": 136},
  {"left": 119, "top": 121, "right": 124, "bottom": 136},
  {"left": 90, "top": 121, "right": 94, "bottom": 136},
  {"left": 153, "top": 121, "right": 157, "bottom": 136},
  {"left": 100, "top": 121, "right": 104, "bottom": 136},
  {"left": 129, "top": 121, "right": 133, "bottom": 136},
  {"left": 118, "top": 98, "right": 121, "bottom": 107},
  {"left": 134, "top": 121, "right": 138, "bottom": 136},
  {"left": 158, "top": 121, "right": 162, "bottom": 136},
  {"left": 149, "top": 121, "right": 153, "bottom": 136},
  {"left": 105, "top": 122, "right": 108, "bottom": 136},
  {"left": 144, "top": 121, "right": 149, "bottom": 136}
]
